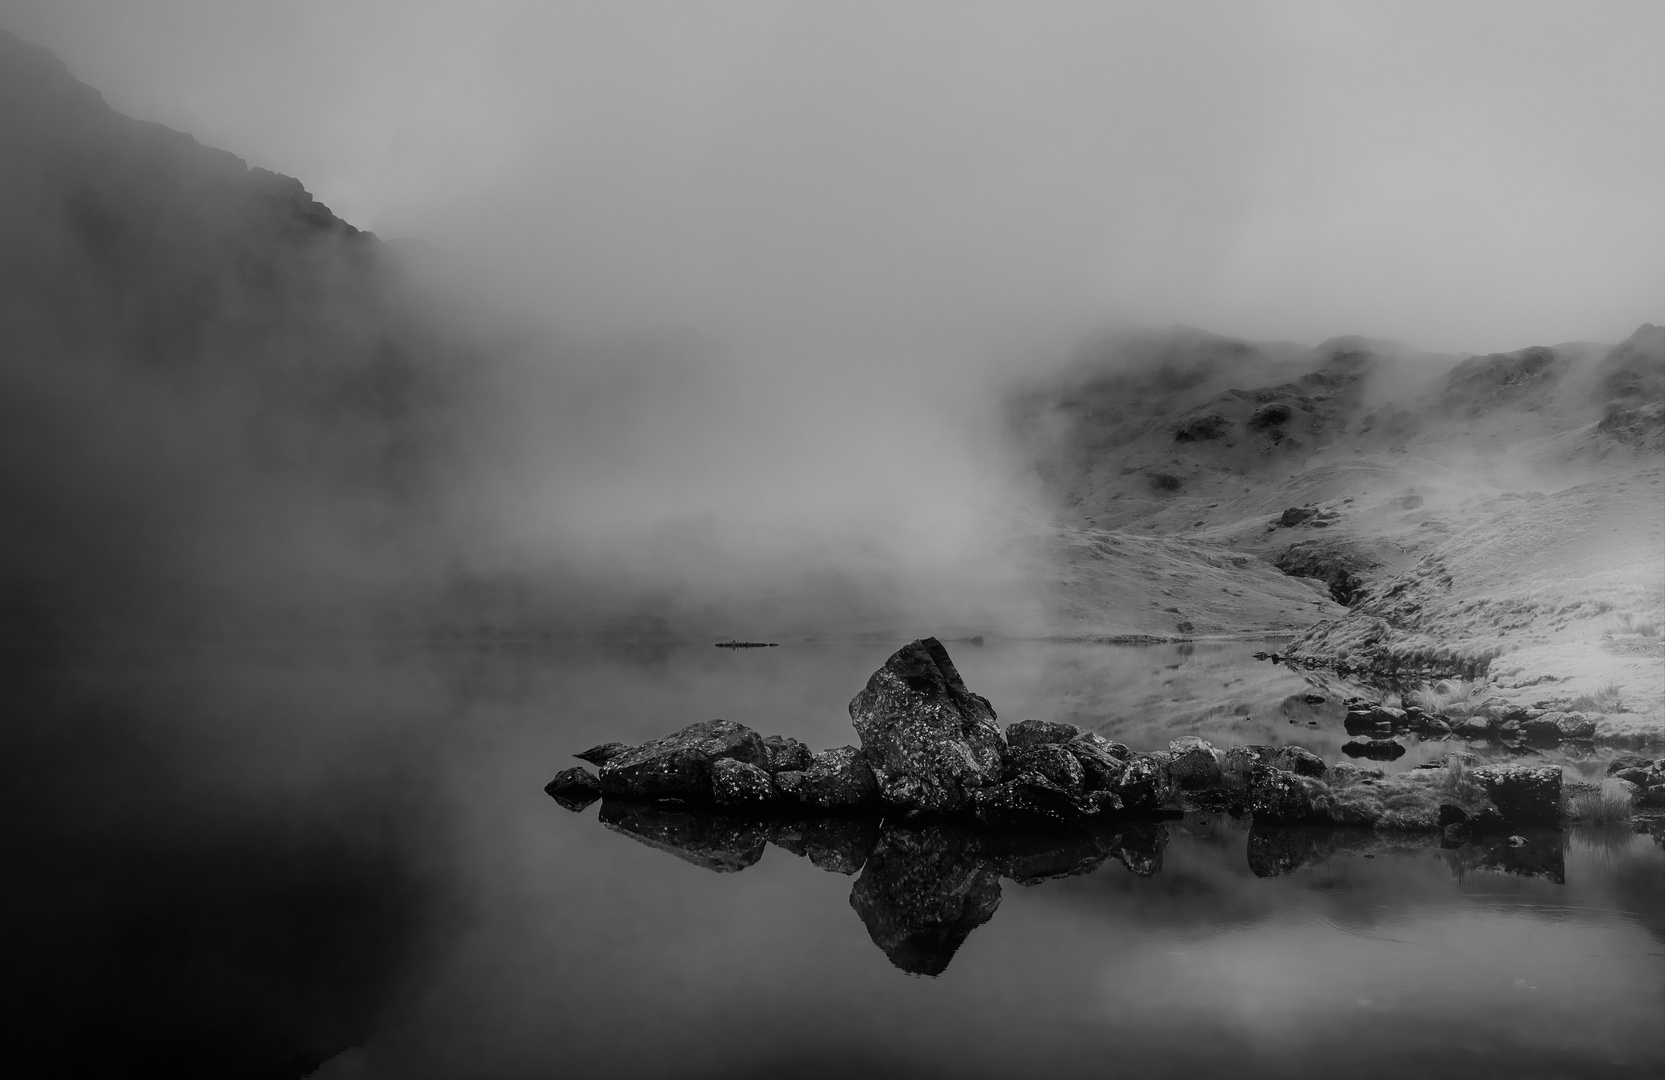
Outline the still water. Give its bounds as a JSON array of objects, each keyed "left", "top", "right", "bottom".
[{"left": 6, "top": 639, "right": 1663, "bottom": 1078}]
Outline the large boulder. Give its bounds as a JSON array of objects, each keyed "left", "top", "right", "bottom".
[
  {"left": 597, "top": 719, "right": 768, "bottom": 801},
  {"left": 1471, "top": 764, "right": 1563, "bottom": 826},
  {"left": 793, "top": 746, "right": 882, "bottom": 810},
  {"left": 849, "top": 638, "right": 1006, "bottom": 812}
]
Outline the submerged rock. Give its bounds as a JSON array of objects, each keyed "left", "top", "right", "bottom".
[
  {"left": 796, "top": 745, "right": 881, "bottom": 810},
  {"left": 597, "top": 719, "right": 768, "bottom": 801},
  {"left": 544, "top": 766, "right": 602, "bottom": 811},
  {"left": 849, "top": 826, "right": 1002, "bottom": 976},
  {"left": 1471, "top": 764, "right": 1563, "bottom": 826},
  {"left": 849, "top": 637, "right": 1006, "bottom": 813}
]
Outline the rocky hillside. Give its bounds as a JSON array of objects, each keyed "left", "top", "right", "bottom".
[
  {"left": 0, "top": 29, "right": 469, "bottom": 639},
  {"left": 1013, "top": 323, "right": 1665, "bottom": 731}
]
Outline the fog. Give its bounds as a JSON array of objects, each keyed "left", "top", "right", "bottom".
[{"left": 2, "top": 1, "right": 1662, "bottom": 639}]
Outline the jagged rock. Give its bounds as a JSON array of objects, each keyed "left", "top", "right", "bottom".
[
  {"left": 972, "top": 773, "right": 1098, "bottom": 827},
  {"left": 598, "top": 800, "right": 770, "bottom": 873},
  {"left": 1005, "top": 718, "right": 1084, "bottom": 751},
  {"left": 1248, "top": 765, "right": 1333, "bottom": 823},
  {"left": 849, "top": 638, "right": 1006, "bottom": 812},
  {"left": 849, "top": 826, "right": 1001, "bottom": 976},
  {"left": 711, "top": 758, "right": 777, "bottom": 806},
  {"left": 1167, "top": 736, "right": 1222, "bottom": 788},
  {"left": 1342, "top": 737, "right": 1406, "bottom": 761},
  {"left": 544, "top": 766, "right": 602, "bottom": 810},
  {"left": 796, "top": 745, "right": 881, "bottom": 809},
  {"left": 1064, "top": 733, "right": 1129, "bottom": 790},
  {"left": 596, "top": 719, "right": 769, "bottom": 801},
  {"left": 1471, "top": 764, "right": 1563, "bottom": 826},
  {"left": 1007, "top": 744, "right": 1085, "bottom": 792},
  {"left": 762, "top": 735, "right": 814, "bottom": 773},
  {"left": 1111, "top": 753, "right": 1177, "bottom": 813},
  {"left": 574, "top": 742, "right": 629, "bottom": 766}
]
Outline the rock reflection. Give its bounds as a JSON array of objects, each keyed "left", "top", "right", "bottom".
[
  {"left": 849, "top": 826, "right": 1003, "bottom": 976},
  {"left": 598, "top": 801, "right": 771, "bottom": 873}
]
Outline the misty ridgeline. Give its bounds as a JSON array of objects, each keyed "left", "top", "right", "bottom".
[{"left": 2, "top": 28, "right": 1660, "bottom": 649}]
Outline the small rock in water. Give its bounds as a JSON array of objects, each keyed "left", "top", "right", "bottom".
[
  {"left": 1472, "top": 765, "right": 1563, "bottom": 826},
  {"left": 544, "top": 766, "right": 602, "bottom": 811},
  {"left": 574, "top": 742, "right": 629, "bottom": 766},
  {"left": 1342, "top": 737, "right": 1406, "bottom": 761}
]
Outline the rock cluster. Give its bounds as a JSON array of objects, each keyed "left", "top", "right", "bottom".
[
  {"left": 550, "top": 637, "right": 1581, "bottom": 840},
  {"left": 1608, "top": 755, "right": 1665, "bottom": 807}
]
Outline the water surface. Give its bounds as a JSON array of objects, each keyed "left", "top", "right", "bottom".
[{"left": 6, "top": 640, "right": 1661, "bottom": 1078}]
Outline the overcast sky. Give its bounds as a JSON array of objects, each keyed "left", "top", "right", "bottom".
[{"left": 4, "top": 0, "right": 1662, "bottom": 355}]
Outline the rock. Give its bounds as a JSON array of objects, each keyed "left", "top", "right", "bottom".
[
  {"left": 1249, "top": 765, "right": 1334, "bottom": 824},
  {"left": 1415, "top": 714, "right": 1452, "bottom": 734},
  {"left": 1063, "top": 733, "right": 1129, "bottom": 790},
  {"left": 1269, "top": 745, "right": 1327, "bottom": 778},
  {"left": 1555, "top": 712, "right": 1597, "bottom": 740},
  {"left": 773, "top": 770, "right": 806, "bottom": 798},
  {"left": 599, "top": 801, "right": 770, "bottom": 873},
  {"left": 1329, "top": 762, "right": 1385, "bottom": 783},
  {"left": 544, "top": 766, "right": 602, "bottom": 810},
  {"left": 1438, "top": 803, "right": 1469, "bottom": 827},
  {"left": 1641, "top": 783, "right": 1665, "bottom": 809},
  {"left": 1507, "top": 835, "right": 1528, "bottom": 847},
  {"left": 1006, "top": 744, "right": 1085, "bottom": 792},
  {"left": 574, "top": 742, "right": 630, "bottom": 766},
  {"left": 1520, "top": 715, "right": 1562, "bottom": 743},
  {"left": 1004, "top": 718, "right": 1083, "bottom": 751},
  {"left": 710, "top": 758, "right": 777, "bottom": 806},
  {"left": 1607, "top": 754, "right": 1655, "bottom": 776},
  {"left": 1166, "top": 736, "right": 1221, "bottom": 789},
  {"left": 597, "top": 719, "right": 768, "bottom": 801},
  {"left": 1611, "top": 778, "right": 1644, "bottom": 802},
  {"left": 849, "top": 638, "right": 1006, "bottom": 812},
  {"left": 1471, "top": 764, "right": 1563, "bottom": 826},
  {"left": 1342, "top": 737, "right": 1406, "bottom": 761},
  {"left": 1222, "top": 745, "right": 1265, "bottom": 777},
  {"left": 1344, "top": 709, "right": 1395, "bottom": 735},
  {"left": 1280, "top": 506, "right": 1317, "bottom": 526},
  {"left": 796, "top": 746, "right": 881, "bottom": 810},
  {"left": 973, "top": 773, "right": 1098, "bottom": 828},
  {"left": 762, "top": 735, "right": 814, "bottom": 773},
  {"left": 1454, "top": 715, "right": 1493, "bottom": 738},
  {"left": 848, "top": 826, "right": 1001, "bottom": 976},
  {"left": 1112, "top": 753, "right": 1178, "bottom": 814}
]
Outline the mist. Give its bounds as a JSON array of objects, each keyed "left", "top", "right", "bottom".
[{"left": 2, "top": 2, "right": 1662, "bottom": 640}]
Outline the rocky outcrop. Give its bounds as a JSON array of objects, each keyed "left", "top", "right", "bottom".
[
  {"left": 849, "top": 638, "right": 1006, "bottom": 812},
  {"left": 597, "top": 719, "right": 769, "bottom": 801}
]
